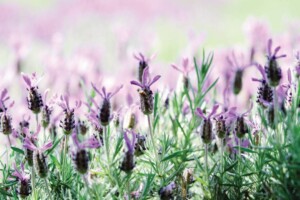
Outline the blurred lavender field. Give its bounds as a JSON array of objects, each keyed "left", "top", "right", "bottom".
[{"left": 1, "top": 0, "right": 300, "bottom": 199}]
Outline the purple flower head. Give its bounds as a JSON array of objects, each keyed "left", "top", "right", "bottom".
[
  {"left": 72, "top": 132, "right": 101, "bottom": 149},
  {"left": 0, "top": 88, "right": 14, "bottom": 112},
  {"left": 171, "top": 57, "right": 194, "bottom": 77},
  {"left": 57, "top": 95, "right": 81, "bottom": 112},
  {"left": 195, "top": 104, "right": 219, "bottom": 120},
  {"left": 12, "top": 163, "right": 29, "bottom": 182},
  {"left": 266, "top": 39, "right": 286, "bottom": 60},
  {"left": 23, "top": 138, "right": 53, "bottom": 152},
  {"left": 91, "top": 83, "right": 123, "bottom": 101},
  {"left": 124, "top": 129, "right": 136, "bottom": 154},
  {"left": 21, "top": 72, "right": 43, "bottom": 89},
  {"left": 130, "top": 67, "right": 161, "bottom": 90}
]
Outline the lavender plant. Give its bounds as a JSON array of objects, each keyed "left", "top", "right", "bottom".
[{"left": 1, "top": 37, "right": 300, "bottom": 200}]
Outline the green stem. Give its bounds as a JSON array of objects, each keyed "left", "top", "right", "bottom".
[
  {"left": 45, "top": 178, "right": 52, "bottom": 200},
  {"left": 7, "top": 135, "right": 12, "bottom": 147},
  {"left": 62, "top": 135, "right": 69, "bottom": 180},
  {"left": 147, "top": 115, "right": 160, "bottom": 171},
  {"left": 31, "top": 167, "right": 36, "bottom": 200},
  {"left": 205, "top": 144, "right": 209, "bottom": 181},
  {"left": 238, "top": 138, "right": 242, "bottom": 174},
  {"left": 220, "top": 138, "right": 224, "bottom": 170},
  {"left": 83, "top": 175, "right": 93, "bottom": 198}
]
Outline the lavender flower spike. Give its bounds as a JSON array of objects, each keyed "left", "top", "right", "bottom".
[
  {"left": 71, "top": 132, "right": 101, "bottom": 174},
  {"left": 265, "top": 39, "right": 286, "bottom": 87},
  {"left": 91, "top": 83, "right": 123, "bottom": 126},
  {"left": 23, "top": 138, "right": 53, "bottom": 178},
  {"left": 130, "top": 67, "right": 161, "bottom": 115},
  {"left": 21, "top": 72, "right": 43, "bottom": 114},
  {"left": 12, "top": 162, "right": 31, "bottom": 198},
  {"left": 195, "top": 104, "right": 219, "bottom": 144},
  {"left": 58, "top": 95, "right": 81, "bottom": 135},
  {"left": 252, "top": 63, "right": 273, "bottom": 108},
  {"left": 171, "top": 57, "right": 193, "bottom": 89},
  {"left": 120, "top": 129, "right": 136, "bottom": 172}
]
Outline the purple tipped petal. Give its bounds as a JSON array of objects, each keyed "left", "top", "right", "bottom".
[
  {"left": 23, "top": 138, "right": 37, "bottom": 151},
  {"left": 195, "top": 108, "right": 206, "bottom": 120},
  {"left": 273, "top": 46, "right": 281, "bottom": 57},
  {"left": 0, "top": 89, "right": 7, "bottom": 100},
  {"left": 72, "top": 132, "right": 80, "bottom": 148},
  {"left": 242, "top": 102, "right": 253, "bottom": 116},
  {"left": 40, "top": 141, "right": 53, "bottom": 152},
  {"left": 64, "top": 95, "right": 70, "bottom": 110},
  {"left": 208, "top": 104, "right": 219, "bottom": 118},
  {"left": 267, "top": 39, "right": 272, "bottom": 57},
  {"left": 171, "top": 64, "right": 184, "bottom": 74},
  {"left": 182, "top": 58, "right": 189, "bottom": 69},
  {"left": 91, "top": 83, "right": 103, "bottom": 98},
  {"left": 252, "top": 78, "right": 263, "bottom": 83},
  {"left": 82, "top": 135, "right": 101, "bottom": 149},
  {"left": 124, "top": 130, "right": 135, "bottom": 153},
  {"left": 109, "top": 85, "right": 123, "bottom": 99},
  {"left": 148, "top": 75, "right": 161, "bottom": 87},
  {"left": 12, "top": 163, "right": 23, "bottom": 180},
  {"left": 130, "top": 80, "right": 143, "bottom": 88},
  {"left": 142, "top": 67, "right": 150, "bottom": 86},
  {"left": 255, "top": 63, "right": 266, "bottom": 80},
  {"left": 21, "top": 73, "right": 32, "bottom": 88},
  {"left": 102, "top": 87, "right": 107, "bottom": 98}
]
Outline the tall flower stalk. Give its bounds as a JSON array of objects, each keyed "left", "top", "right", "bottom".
[
  {"left": 91, "top": 83, "right": 123, "bottom": 164},
  {"left": 130, "top": 67, "right": 161, "bottom": 157},
  {"left": 195, "top": 104, "right": 219, "bottom": 180}
]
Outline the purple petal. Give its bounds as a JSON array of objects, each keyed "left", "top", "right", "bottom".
[
  {"left": 252, "top": 78, "right": 262, "bottom": 83},
  {"left": 64, "top": 95, "right": 70, "bottom": 110},
  {"left": 40, "top": 141, "right": 53, "bottom": 152},
  {"left": 21, "top": 73, "right": 32, "bottom": 88},
  {"left": 242, "top": 102, "right": 253, "bottom": 116},
  {"left": 195, "top": 108, "right": 206, "bottom": 120},
  {"left": 171, "top": 64, "right": 184, "bottom": 74},
  {"left": 130, "top": 80, "right": 143, "bottom": 88},
  {"left": 142, "top": 67, "right": 150, "bottom": 86},
  {"left": 72, "top": 132, "right": 80, "bottom": 148},
  {"left": 109, "top": 85, "right": 123, "bottom": 99},
  {"left": 23, "top": 138, "right": 37, "bottom": 151},
  {"left": 75, "top": 100, "right": 82, "bottom": 109},
  {"left": 82, "top": 135, "right": 101, "bottom": 149},
  {"left": 148, "top": 75, "right": 161, "bottom": 87},
  {"left": 91, "top": 82, "right": 103, "bottom": 97},
  {"left": 102, "top": 87, "right": 107, "bottom": 98},
  {"left": 182, "top": 58, "right": 189, "bottom": 69},
  {"left": 12, "top": 163, "right": 22, "bottom": 180},
  {"left": 255, "top": 63, "right": 266, "bottom": 80},
  {"left": 0, "top": 89, "right": 7, "bottom": 100},
  {"left": 208, "top": 104, "right": 219, "bottom": 118},
  {"left": 273, "top": 46, "right": 281, "bottom": 57},
  {"left": 44, "top": 89, "right": 49, "bottom": 103},
  {"left": 267, "top": 39, "right": 272, "bottom": 57}
]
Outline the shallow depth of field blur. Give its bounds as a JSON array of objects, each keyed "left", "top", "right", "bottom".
[{"left": 1, "top": 0, "right": 300, "bottom": 199}]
